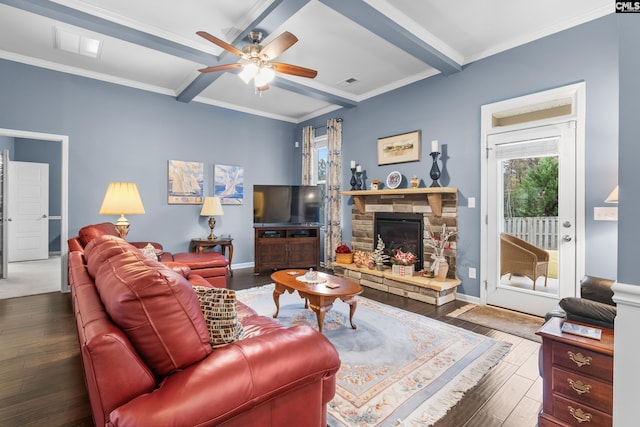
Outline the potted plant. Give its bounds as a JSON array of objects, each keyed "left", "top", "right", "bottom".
[{"left": 425, "top": 223, "right": 456, "bottom": 280}]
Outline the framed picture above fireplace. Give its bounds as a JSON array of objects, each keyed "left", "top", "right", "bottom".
[{"left": 377, "top": 130, "right": 421, "bottom": 165}]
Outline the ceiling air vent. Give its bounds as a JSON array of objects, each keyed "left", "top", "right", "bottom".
[
  {"left": 337, "top": 77, "right": 359, "bottom": 88},
  {"left": 54, "top": 26, "right": 103, "bottom": 58}
]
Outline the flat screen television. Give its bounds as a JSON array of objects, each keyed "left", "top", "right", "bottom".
[{"left": 253, "top": 185, "right": 320, "bottom": 226}]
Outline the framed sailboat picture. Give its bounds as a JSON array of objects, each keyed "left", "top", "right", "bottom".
[
  {"left": 167, "top": 160, "right": 204, "bottom": 204},
  {"left": 215, "top": 164, "right": 244, "bottom": 205}
]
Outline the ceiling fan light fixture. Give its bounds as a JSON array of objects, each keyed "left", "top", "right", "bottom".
[
  {"left": 254, "top": 66, "right": 275, "bottom": 87},
  {"left": 239, "top": 62, "right": 258, "bottom": 84},
  {"left": 254, "top": 72, "right": 268, "bottom": 88},
  {"left": 196, "top": 29, "right": 317, "bottom": 93}
]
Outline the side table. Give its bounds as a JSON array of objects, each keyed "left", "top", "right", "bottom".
[{"left": 189, "top": 237, "right": 234, "bottom": 275}]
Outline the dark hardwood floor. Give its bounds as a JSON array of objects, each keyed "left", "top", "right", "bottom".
[{"left": 0, "top": 267, "right": 541, "bottom": 426}]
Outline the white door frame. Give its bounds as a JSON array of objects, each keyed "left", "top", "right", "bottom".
[
  {"left": 0, "top": 128, "right": 69, "bottom": 291},
  {"left": 480, "top": 82, "right": 586, "bottom": 306}
]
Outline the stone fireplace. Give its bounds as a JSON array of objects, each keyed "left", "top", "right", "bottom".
[
  {"left": 349, "top": 189, "right": 458, "bottom": 277},
  {"left": 333, "top": 188, "right": 459, "bottom": 305}
]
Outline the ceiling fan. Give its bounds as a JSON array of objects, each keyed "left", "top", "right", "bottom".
[{"left": 196, "top": 30, "right": 318, "bottom": 92}]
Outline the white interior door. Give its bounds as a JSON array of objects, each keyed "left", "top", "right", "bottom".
[
  {"left": 485, "top": 122, "right": 576, "bottom": 316},
  {"left": 8, "top": 161, "right": 49, "bottom": 262}
]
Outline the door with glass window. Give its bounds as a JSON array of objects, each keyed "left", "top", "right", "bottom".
[{"left": 486, "top": 122, "right": 576, "bottom": 316}]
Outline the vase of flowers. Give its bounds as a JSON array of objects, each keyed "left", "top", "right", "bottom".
[
  {"left": 391, "top": 248, "right": 417, "bottom": 276},
  {"left": 425, "top": 223, "right": 456, "bottom": 280}
]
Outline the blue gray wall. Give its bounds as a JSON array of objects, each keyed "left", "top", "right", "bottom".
[
  {"left": 0, "top": 136, "right": 14, "bottom": 151},
  {"left": 0, "top": 58, "right": 298, "bottom": 261},
  {"left": 617, "top": 15, "right": 639, "bottom": 286},
  {"left": 298, "top": 14, "right": 619, "bottom": 297}
]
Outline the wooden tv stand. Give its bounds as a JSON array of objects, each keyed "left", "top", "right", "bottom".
[{"left": 254, "top": 225, "right": 320, "bottom": 274}]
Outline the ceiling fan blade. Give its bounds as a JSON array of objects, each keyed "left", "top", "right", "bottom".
[
  {"left": 272, "top": 63, "right": 318, "bottom": 79},
  {"left": 260, "top": 31, "right": 298, "bottom": 60},
  {"left": 198, "top": 63, "right": 243, "bottom": 73},
  {"left": 196, "top": 31, "right": 244, "bottom": 57}
]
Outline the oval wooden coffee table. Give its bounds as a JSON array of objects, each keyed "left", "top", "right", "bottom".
[{"left": 270, "top": 269, "right": 363, "bottom": 333}]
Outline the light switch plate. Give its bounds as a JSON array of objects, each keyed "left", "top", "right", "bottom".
[
  {"left": 468, "top": 197, "right": 476, "bottom": 208},
  {"left": 469, "top": 267, "right": 476, "bottom": 279}
]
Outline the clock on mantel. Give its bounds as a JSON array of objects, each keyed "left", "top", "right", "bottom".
[{"left": 340, "top": 187, "right": 457, "bottom": 217}]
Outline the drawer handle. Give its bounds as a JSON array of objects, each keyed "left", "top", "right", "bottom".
[
  {"left": 568, "top": 406, "right": 592, "bottom": 423},
  {"left": 568, "top": 351, "right": 592, "bottom": 367},
  {"left": 568, "top": 378, "right": 592, "bottom": 395}
]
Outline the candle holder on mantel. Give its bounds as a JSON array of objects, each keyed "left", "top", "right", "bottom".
[
  {"left": 350, "top": 168, "right": 357, "bottom": 190},
  {"left": 429, "top": 151, "right": 441, "bottom": 187},
  {"left": 356, "top": 171, "right": 363, "bottom": 190}
]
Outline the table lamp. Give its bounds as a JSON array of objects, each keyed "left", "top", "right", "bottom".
[
  {"left": 200, "top": 196, "right": 224, "bottom": 240},
  {"left": 605, "top": 185, "right": 618, "bottom": 203},
  {"left": 99, "top": 182, "right": 145, "bottom": 239}
]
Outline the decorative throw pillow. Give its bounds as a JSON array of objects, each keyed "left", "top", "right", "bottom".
[
  {"left": 141, "top": 243, "right": 158, "bottom": 260},
  {"left": 193, "top": 286, "right": 245, "bottom": 347}
]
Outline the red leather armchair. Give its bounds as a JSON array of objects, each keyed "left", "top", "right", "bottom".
[{"left": 69, "top": 222, "right": 229, "bottom": 287}]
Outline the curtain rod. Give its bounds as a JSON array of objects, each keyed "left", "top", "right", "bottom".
[{"left": 311, "top": 117, "right": 342, "bottom": 130}]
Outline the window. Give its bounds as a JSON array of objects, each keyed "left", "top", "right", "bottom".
[{"left": 313, "top": 135, "right": 327, "bottom": 227}]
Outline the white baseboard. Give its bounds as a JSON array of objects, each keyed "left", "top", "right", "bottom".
[{"left": 455, "top": 293, "right": 480, "bottom": 305}]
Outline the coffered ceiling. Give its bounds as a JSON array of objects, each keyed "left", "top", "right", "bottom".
[{"left": 0, "top": 0, "right": 612, "bottom": 123}]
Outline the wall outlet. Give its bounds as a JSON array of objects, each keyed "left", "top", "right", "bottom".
[{"left": 469, "top": 267, "right": 477, "bottom": 279}]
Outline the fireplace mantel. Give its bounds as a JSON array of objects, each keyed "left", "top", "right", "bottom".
[{"left": 341, "top": 187, "right": 457, "bottom": 217}]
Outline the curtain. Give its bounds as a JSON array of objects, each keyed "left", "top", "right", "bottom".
[
  {"left": 325, "top": 118, "right": 343, "bottom": 266},
  {"left": 301, "top": 126, "right": 314, "bottom": 185}
]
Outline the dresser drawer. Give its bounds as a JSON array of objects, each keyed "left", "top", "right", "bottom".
[
  {"left": 552, "top": 366, "right": 612, "bottom": 413},
  {"left": 552, "top": 393, "right": 612, "bottom": 426},
  {"left": 552, "top": 341, "right": 613, "bottom": 381}
]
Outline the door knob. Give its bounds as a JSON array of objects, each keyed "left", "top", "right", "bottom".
[
  {"left": 563, "top": 221, "right": 572, "bottom": 228},
  {"left": 42, "top": 214, "right": 48, "bottom": 218},
  {"left": 562, "top": 235, "right": 572, "bottom": 242}
]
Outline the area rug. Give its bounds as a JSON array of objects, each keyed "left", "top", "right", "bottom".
[
  {"left": 236, "top": 285, "right": 511, "bottom": 427},
  {"left": 446, "top": 304, "right": 544, "bottom": 343}
]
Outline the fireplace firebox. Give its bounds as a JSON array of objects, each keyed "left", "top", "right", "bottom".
[{"left": 373, "top": 212, "right": 423, "bottom": 271}]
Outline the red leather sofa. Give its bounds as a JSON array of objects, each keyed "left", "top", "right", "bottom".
[
  {"left": 68, "top": 222, "right": 229, "bottom": 287},
  {"left": 68, "top": 233, "right": 340, "bottom": 427}
]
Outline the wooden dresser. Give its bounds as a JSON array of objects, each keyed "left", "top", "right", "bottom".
[{"left": 536, "top": 317, "right": 614, "bottom": 427}]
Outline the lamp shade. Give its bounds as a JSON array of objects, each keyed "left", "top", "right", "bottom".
[
  {"left": 99, "top": 182, "right": 145, "bottom": 215},
  {"left": 200, "top": 196, "right": 224, "bottom": 216},
  {"left": 605, "top": 185, "right": 619, "bottom": 203}
]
